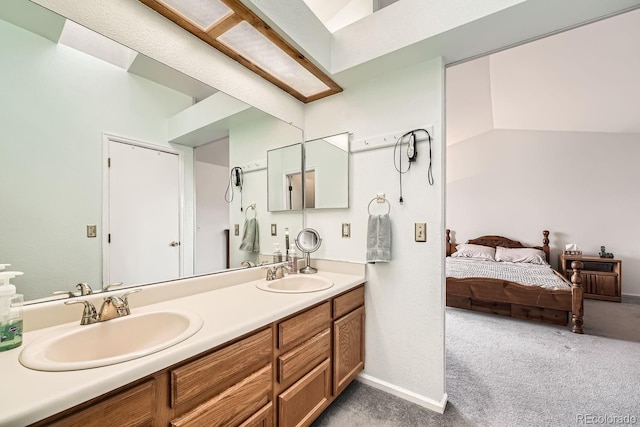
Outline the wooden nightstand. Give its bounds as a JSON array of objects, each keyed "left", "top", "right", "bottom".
[{"left": 558, "top": 254, "right": 622, "bottom": 302}]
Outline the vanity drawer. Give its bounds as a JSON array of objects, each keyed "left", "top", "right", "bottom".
[
  {"left": 277, "top": 328, "right": 331, "bottom": 388},
  {"left": 44, "top": 379, "right": 155, "bottom": 427},
  {"left": 278, "top": 301, "right": 331, "bottom": 351},
  {"left": 171, "top": 328, "right": 272, "bottom": 409},
  {"left": 171, "top": 364, "right": 272, "bottom": 427},
  {"left": 333, "top": 285, "right": 365, "bottom": 318}
]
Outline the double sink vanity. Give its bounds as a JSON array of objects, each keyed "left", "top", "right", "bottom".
[{"left": 1, "top": 261, "right": 365, "bottom": 426}]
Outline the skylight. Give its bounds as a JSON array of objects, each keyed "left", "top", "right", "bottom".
[
  {"left": 139, "top": 0, "right": 342, "bottom": 102},
  {"left": 58, "top": 20, "right": 137, "bottom": 70}
]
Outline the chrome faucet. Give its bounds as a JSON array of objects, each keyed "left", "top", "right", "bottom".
[
  {"left": 274, "top": 264, "right": 289, "bottom": 279},
  {"left": 76, "top": 282, "right": 94, "bottom": 296},
  {"left": 52, "top": 282, "right": 95, "bottom": 299},
  {"left": 65, "top": 289, "right": 141, "bottom": 325},
  {"left": 262, "top": 263, "right": 289, "bottom": 281}
]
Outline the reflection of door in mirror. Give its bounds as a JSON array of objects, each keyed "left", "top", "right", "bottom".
[
  {"left": 106, "top": 138, "right": 182, "bottom": 287},
  {"left": 283, "top": 171, "right": 314, "bottom": 210}
]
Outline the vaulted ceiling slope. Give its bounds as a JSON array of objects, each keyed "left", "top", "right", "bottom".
[
  {"left": 28, "top": 0, "right": 640, "bottom": 114},
  {"left": 244, "top": 0, "right": 640, "bottom": 86},
  {"left": 446, "top": 8, "right": 640, "bottom": 146}
]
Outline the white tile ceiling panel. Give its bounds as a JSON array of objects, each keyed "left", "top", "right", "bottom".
[
  {"left": 218, "top": 21, "right": 330, "bottom": 97},
  {"left": 159, "top": 0, "right": 232, "bottom": 31}
]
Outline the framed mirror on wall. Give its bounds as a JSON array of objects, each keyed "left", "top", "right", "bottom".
[{"left": 0, "top": 0, "right": 303, "bottom": 303}]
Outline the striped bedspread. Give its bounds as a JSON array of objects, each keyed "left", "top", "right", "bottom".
[{"left": 446, "top": 258, "right": 571, "bottom": 291}]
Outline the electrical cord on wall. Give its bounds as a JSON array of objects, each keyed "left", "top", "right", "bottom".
[
  {"left": 393, "top": 128, "right": 433, "bottom": 204},
  {"left": 224, "top": 166, "right": 244, "bottom": 211}
]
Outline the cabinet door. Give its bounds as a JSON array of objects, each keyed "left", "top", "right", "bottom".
[
  {"left": 590, "top": 273, "right": 619, "bottom": 297},
  {"left": 278, "top": 359, "right": 331, "bottom": 427},
  {"left": 333, "top": 306, "right": 365, "bottom": 396}
]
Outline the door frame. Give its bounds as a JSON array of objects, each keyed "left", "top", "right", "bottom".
[{"left": 101, "top": 133, "right": 185, "bottom": 287}]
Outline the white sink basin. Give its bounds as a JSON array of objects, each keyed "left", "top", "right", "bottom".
[
  {"left": 19, "top": 310, "right": 203, "bottom": 371},
  {"left": 256, "top": 275, "right": 334, "bottom": 293}
]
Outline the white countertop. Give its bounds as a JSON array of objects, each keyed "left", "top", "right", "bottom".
[{"left": 0, "top": 269, "right": 365, "bottom": 426}]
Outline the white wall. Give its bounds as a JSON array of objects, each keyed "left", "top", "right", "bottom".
[
  {"left": 228, "top": 114, "right": 304, "bottom": 267},
  {"left": 447, "top": 129, "right": 640, "bottom": 296},
  {"left": 304, "top": 58, "right": 446, "bottom": 411},
  {"left": 194, "top": 161, "right": 229, "bottom": 274},
  {"left": 446, "top": 8, "right": 640, "bottom": 296},
  {"left": 0, "top": 19, "right": 194, "bottom": 300}
]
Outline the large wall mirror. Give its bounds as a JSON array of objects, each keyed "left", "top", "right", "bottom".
[{"left": 0, "top": 1, "right": 303, "bottom": 303}]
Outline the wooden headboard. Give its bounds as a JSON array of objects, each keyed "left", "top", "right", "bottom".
[{"left": 446, "top": 229, "right": 550, "bottom": 262}]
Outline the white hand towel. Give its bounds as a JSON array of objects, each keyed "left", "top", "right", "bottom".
[{"left": 366, "top": 214, "right": 391, "bottom": 263}]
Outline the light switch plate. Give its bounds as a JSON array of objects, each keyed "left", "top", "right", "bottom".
[
  {"left": 342, "top": 223, "right": 351, "bottom": 238},
  {"left": 234, "top": 224, "right": 239, "bottom": 236},
  {"left": 271, "top": 224, "right": 277, "bottom": 236},
  {"left": 87, "top": 224, "right": 97, "bottom": 238},
  {"left": 415, "top": 223, "right": 426, "bottom": 242}
]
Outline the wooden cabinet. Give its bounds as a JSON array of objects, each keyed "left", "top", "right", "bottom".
[
  {"left": 559, "top": 254, "right": 622, "bottom": 302},
  {"left": 332, "top": 287, "right": 365, "bottom": 396},
  {"left": 171, "top": 364, "right": 272, "bottom": 427},
  {"left": 39, "top": 379, "right": 156, "bottom": 427},
  {"left": 32, "top": 284, "right": 365, "bottom": 427},
  {"left": 276, "top": 302, "right": 332, "bottom": 427}
]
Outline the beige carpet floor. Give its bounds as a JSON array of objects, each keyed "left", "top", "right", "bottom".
[{"left": 313, "top": 297, "right": 640, "bottom": 426}]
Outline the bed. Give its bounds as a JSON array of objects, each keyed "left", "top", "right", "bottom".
[{"left": 446, "top": 229, "right": 585, "bottom": 334}]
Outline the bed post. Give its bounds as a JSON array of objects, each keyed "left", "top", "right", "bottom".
[
  {"left": 570, "top": 260, "right": 584, "bottom": 334},
  {"left": 542, "top": 230, "right": 550, "bottom": 263},
  {"left": 446, "top": 229, "right": 452, "bottom": 256}
]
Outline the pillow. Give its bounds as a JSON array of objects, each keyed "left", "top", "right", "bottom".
[
  {"left": 451, "top": 243, "right": 496, "bottom": 261},
  {"left": 495, "top": 246, "right": 548, "bottom": 265}
]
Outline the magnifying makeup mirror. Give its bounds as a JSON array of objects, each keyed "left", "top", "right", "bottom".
[{"left": 295, "top": 228, "right": 322, "bottom": 274}]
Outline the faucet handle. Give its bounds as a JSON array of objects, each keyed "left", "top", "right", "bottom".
[
  {"left": 104, "top": 282, "right": 124, "bottom": 292},
  {"left": 52, "top": 290, "right": 76, "bottom": 298},
  {"left": 275, "top": 264, "right": 290, "bottom": 279},
  {"left": 65, "top": 300, "right": 98, "bottom": 325},
  {"left": 261, "top": 265, "right": 276, "bottom": 280},
  {"left": 120, "top": 288, "right": 142, "bottom": 315},
  {"left": 76, "top": 283, "right": 94, "bottom": 296}
]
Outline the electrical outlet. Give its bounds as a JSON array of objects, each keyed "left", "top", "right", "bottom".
[
  {"left": 87, "top": 224, "right": 97, "bottom": 238},
  {"left": 271, "top": 224, "right": 277, "bottom": 236},
  {"left": 342, "top": 223, "right": 351, "bottom": 238},
  {"left": 234, "top": 224, "right": 239, "bottom": 236},
  {"left": 415, "top": 223, "right": 426, "bottom": 242}
]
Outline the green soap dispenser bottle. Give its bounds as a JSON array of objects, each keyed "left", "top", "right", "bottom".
[{"left": 0, "top": 271, "right": 24, "bottom": 352}]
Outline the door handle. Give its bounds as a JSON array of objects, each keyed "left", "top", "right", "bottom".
[{"left": 169, "top": 241, "right": 181, "bottom": 247}]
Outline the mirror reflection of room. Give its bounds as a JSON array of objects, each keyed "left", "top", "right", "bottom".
[{"left": 0, "top": 4, "right": 303, "bottom": 302}]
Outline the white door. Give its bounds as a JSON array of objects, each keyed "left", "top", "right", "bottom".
[{"left": 106, "top": 139, "right": 181, "bottom": 287}]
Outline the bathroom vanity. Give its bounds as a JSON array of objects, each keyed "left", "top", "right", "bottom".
[{"left": 0, "top": 263, "right": 365, "bottom": 427}]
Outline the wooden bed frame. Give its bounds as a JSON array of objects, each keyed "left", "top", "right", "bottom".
[{"left": 446, "top": 229, "right": 585, "bottom": 334}]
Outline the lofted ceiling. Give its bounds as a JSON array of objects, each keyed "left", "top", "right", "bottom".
[
  {"left": 446, "top": 7, "right": 640, "bottom": 146},
  {"left": 9, "top": 0, "right": 640, "bottom": 109}
]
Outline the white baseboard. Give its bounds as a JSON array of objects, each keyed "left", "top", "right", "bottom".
[{"left": 356, "top": 373, "right": 448, "bottom": 414}]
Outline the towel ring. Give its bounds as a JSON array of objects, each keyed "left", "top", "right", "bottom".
[
  {"left": 367, "top": 197, "right": 390, "bottom": 215},
  {"left": 245, "top": 204, "right": 257, "bottom": 219}
]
